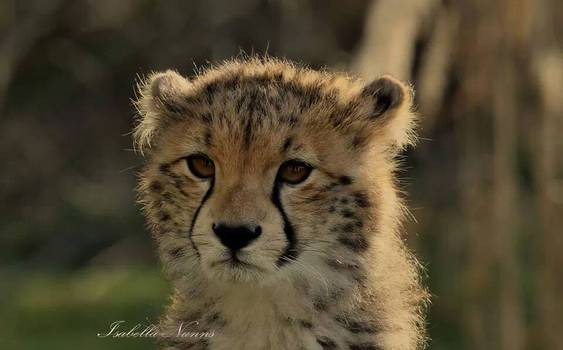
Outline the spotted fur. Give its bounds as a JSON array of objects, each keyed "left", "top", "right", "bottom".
[{"left": 134, "top": 57, "right": 428, "bottom": 350}]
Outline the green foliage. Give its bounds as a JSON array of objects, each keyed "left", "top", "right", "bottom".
[{"left": 0, "top": 266, "right": 169, "bottom": 350}]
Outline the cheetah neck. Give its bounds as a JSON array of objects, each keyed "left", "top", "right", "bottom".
[{"left": 163, "top": 257, "right": 373, "bottom": 350}]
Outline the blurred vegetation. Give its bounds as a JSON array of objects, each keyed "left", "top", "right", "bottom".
[
  {"left": 0, "top": 266, "right": 169, "bottom": 349},
  {"left": 1, "top": 0, "right": 561, "bottom": 349}
]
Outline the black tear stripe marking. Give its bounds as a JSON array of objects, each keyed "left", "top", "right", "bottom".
[
  {"left": 188, "top": 178, "right": 215, "bottom": 259},
  {"left": 272, "top": 181, "right": 298, "bottom": 267}
]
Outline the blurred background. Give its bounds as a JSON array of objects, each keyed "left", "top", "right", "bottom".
[{"left": 1, "top": 0, "right": 561, "bottom": 349}]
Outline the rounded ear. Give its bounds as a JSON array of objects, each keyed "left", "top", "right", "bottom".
[
  {"left": 360, "top": 75, "right": 417, "bottom": 150},
  {"left": 149, "top": 70, "right": 191, "bottom": 103},
  {"left": 133, "top": 70, "right": 191, "bottom": 154},
  {"left": 361, "top": 75, "right": 406, "bottom": 118}
]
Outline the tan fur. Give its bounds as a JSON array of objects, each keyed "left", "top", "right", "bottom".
[{"left": 133, "top": 57, "right": 428, "bottom": 350}]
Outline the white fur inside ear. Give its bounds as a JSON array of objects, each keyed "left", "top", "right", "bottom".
[{"left": 386, "top": 98, "right": 418, "bottom": 150}]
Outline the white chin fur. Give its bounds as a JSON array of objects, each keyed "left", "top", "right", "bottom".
[{"left": 201, "top": 252, "right": 279, "bottom": 285}]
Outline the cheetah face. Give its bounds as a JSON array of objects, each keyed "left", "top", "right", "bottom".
[{"left": 134, "top": 59, "right": 415, "bottom": 284}]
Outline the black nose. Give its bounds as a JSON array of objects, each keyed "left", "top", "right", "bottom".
[{"left": 212, "top": 223, "right": 262, "bottom": 251}]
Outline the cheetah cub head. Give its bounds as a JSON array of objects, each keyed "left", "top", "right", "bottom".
[{"left": 134, "top": 58, "right": 416, "bottom": 285}]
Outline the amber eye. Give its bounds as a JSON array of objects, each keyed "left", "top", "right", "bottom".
[
  {"left": 186, "top": 154, "right": 215, "bottom": 179},
  {"left": 277, "top": 160, "right": 313, "bottom": 184}
]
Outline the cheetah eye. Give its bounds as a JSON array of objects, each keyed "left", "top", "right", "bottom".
[
  {"left": 186, "top": 154, "right": 215, "bottom": 179},
  {"left": 277, "top": 160, "right": 313, "bottom": 184}
]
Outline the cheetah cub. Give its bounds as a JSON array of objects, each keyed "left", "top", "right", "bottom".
[{"left": 134, "top": 58, "right": 428, "bottom": 350}]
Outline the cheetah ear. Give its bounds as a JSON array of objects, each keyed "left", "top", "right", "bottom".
[
  {"left": 360, "top": 75, "right": 417, "bottom": 150},
  {"left": 134, "top": 70, "right": 192, "bottom": 154}
]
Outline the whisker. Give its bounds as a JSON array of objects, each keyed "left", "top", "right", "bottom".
[
  {"left": 279, "top": 256, "right": 330, "bottom": 299},
  {"left": 118, "top": 163, "right": 142, "bottom": 173}
]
